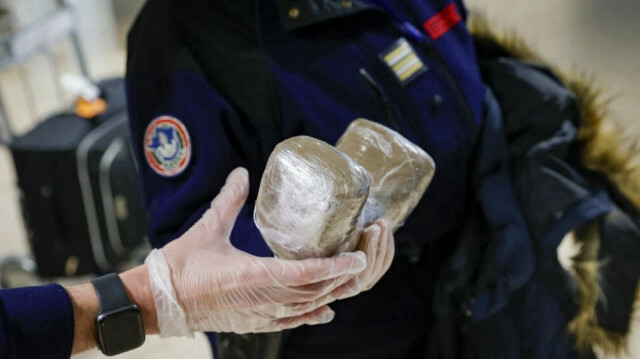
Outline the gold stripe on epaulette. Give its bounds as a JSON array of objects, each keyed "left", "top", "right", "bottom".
[{"left": 380, "top": 38, "right": 427, "bottom": 86}]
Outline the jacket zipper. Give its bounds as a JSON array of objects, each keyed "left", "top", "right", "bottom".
[{"left": 358, "top": 67, "right": 403, "bottom": 134}]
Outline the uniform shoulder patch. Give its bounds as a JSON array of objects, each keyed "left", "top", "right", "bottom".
[
  {"left": 379, "top": 38, "right": 427, "bottom": 86},
  {"left": 144, "top": 115, "right": 192, "bottom": 177}
]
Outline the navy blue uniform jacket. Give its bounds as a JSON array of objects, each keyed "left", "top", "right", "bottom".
[
  {"left": 126, "top": 0, "right": 640, "bottom": 358},
  {"left": 0, "top": 284, "right": 73, "bottom": 358},
  {"left": 126, "top": 0, "right": 485, "bottom": 357}
]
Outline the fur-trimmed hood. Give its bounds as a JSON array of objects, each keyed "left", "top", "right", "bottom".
[
  {"left": 469, "top": 13, "right": 640, "bottom": 357},
  {"left": 468, "top": 14, "right": 640, "bottom": 210}
]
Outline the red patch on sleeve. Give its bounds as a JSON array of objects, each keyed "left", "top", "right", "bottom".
[{"left": 423, "top": 3, "right": 462, "bottom": 40}]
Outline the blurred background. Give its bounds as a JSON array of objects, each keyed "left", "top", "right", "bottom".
[{"left": 0, "top": 0, "right": 637, "bottom": 358}]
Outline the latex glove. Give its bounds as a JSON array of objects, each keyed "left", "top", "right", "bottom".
[
  {"left": 145, "top": 168, "right": 367, "bottom": 337},
  {"left": 354, "top": 219, "right": 395, "bottom": 292}
]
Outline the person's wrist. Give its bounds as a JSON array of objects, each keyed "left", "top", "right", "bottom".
[
  {"left": 67, "top": 283, "right": 99, "bottom": 354},
  {"left": 144, "top": 248, "right": 193, "bottom": 337},
  {"left": 120, "top": 265, "right": 160, "bottom": 335}
]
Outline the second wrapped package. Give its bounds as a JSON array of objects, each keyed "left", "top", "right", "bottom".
[{"left": 336, "top": 118, "right": 435, "bottom": 231}]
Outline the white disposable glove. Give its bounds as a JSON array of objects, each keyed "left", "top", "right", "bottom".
[
  {"left": 145, "top": 168, "right": 368, "bottom": 337},
  {"left": 354, "top": 219, "right": 395, "bottom": 292}
]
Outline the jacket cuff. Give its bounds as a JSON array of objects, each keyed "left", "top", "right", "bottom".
[{"left": 0, "top": 283, "right": 74, "bottom": 359}]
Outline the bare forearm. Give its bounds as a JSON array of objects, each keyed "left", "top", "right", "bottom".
[
  {"left": 66, "top": 265, "right": 159, "bottom": 354},
  {"left": 66, "top": 282, "right": 99, "bottom": 354}
]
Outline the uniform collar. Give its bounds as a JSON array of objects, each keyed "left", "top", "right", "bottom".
[{"left": 276, "top": 0, "right": 379, "bottom": 30}]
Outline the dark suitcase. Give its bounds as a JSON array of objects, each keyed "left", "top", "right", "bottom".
[{"left": 9, "top": 78, "right": 148, "bottom": 278}]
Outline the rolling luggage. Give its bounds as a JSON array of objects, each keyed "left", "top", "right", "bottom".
[
  {"left": 0, "top": 2, "right": 149, "bottom": 280},
  {"left": 9, "top": 78, "right": 148, "bottom": 278}
]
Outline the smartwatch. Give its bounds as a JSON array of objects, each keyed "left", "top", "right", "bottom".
[{"left": 91, "top": 273, "right": 145, "bottom": 356}]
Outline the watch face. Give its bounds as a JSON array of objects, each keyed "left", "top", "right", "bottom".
[{"left": 97, "top": 305, "right": 145, "bottom": 356}]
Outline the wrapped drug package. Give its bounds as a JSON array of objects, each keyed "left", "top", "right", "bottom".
[
  {"left": 254, "top": 136, "right": 370, "bottom": 260},
  {"left": 255, "top": 120, "right": 435, "bottom": 259},
  {"left": 336, "top": 119, "right": 435, "bottom": 231}
]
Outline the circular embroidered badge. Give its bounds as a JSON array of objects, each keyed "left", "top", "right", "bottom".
[{"left": 144, "top": 116, "right": 192, "bottom": 177}]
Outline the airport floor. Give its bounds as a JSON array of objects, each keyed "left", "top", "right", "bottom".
[{"left": 0, "top": 0, "right": 638, "bottom": 358}]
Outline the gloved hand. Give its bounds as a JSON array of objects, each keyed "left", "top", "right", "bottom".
[
  {"left": 355, "top": 219, "right": 395, "bottom": 292},
  {"left": 145, "top": 168, "right": 368, "bottom": 337}
]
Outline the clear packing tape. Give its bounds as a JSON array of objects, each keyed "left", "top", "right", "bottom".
[
  {"left": 255, "top": 119, "right": 435, "bottom": 260},
  {"left": 254, "top": 135, "right": 370, "bottom": 259}
]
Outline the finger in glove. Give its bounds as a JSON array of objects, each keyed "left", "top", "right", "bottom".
[
  {"left": 274, "top": 277, "right": 361, "bottom": 318},
  {"left": 357, "top": 219, "right": 395, "bottom": 292},
  {"left": 269, "top": 251, "right": 366, "bottom": 287},
  {"left": 271, "top": 305, "right": 336, "bottom": 332}
]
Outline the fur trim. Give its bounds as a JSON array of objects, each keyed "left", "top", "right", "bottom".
[
  {"left": 569, "top": 77, "right": 640, "bottom": 210},
  {"left": 468, "top": 12, "right": 640, "bottom": 210},
  {"left": 468, "top": 13, "right": 543, "bottom": 64},
  {"left": 468, "top": 12, "right": 640, "bottom": 356},
  {"left": 565, "top": 224, "right": 633, "bottom": 356}
]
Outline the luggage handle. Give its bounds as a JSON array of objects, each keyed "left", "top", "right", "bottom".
[
  {"left": 77, "top": 114, "right": 129, "bottom": 272},
  {"left": 98, "top": 138, "right": 129, "bottom": 257}
]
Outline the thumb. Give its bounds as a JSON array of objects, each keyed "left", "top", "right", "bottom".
[{"left": 201, "top": 167, "right": 249, "bottom": 236}]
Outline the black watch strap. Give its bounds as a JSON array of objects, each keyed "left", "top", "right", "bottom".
[
  {"left": 92, "top": 273, "right": 131, "bottom": 312},
  {"left": 92, "top": 273, "right": 145, "bottom": 356}
]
